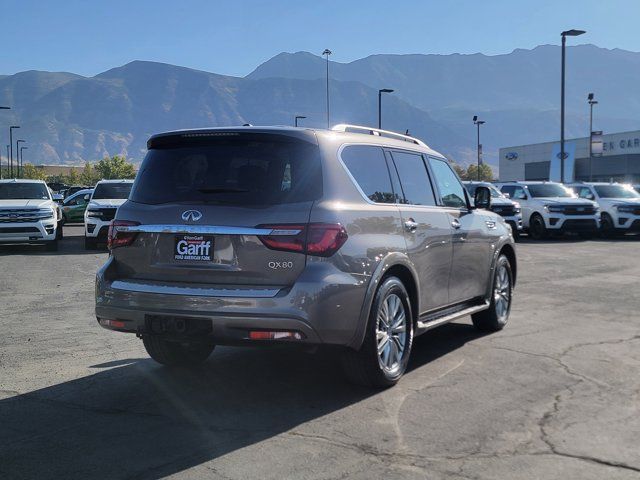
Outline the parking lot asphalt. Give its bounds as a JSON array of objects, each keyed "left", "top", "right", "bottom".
[{"left": 0, "top": 225, "right": 639, "bottom": 479}]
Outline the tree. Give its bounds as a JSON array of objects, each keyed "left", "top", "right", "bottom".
[
  {"left": 22, "top": 163, "right": 48, "bottom": 180},
  {"left": 465, "top": 163, "right": 494, "bottom": 182},
  {"left": 94, "top": 155, "right": 136, "bottom": 180},
  {"left": 452, "top": 163, "right": 468, "bottom": 180},
  {"left": 80, "top": 163, "right": 100, "bottom": 186}
]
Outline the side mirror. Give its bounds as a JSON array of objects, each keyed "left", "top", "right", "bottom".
[{"left": 474, "top": 186, "right": 492, "bottom": 210}]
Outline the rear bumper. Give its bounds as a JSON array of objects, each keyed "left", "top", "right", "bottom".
[
  {"left": 95, "top": 257, "right": 369, "bottom": 347},
  {"left": 0, "top": 219, "right": 57, "bottom": 244}
]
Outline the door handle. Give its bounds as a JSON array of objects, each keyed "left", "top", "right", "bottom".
[
  {"left": 451, "top": 218, "right": 461, "bottom": 229},
  {"left": 404, "top": 219, "right": 418, "bottom": 232}
]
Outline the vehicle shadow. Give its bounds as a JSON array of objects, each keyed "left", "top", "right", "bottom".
[
  {"left": 0, "top": 234, "right": 107, "bottom": 256},
  {"left": 517, "top": 233, "right": 639, "bottom": 244},
  {"left": 0, "top": 322, "right": 485, "bottom": 479}
]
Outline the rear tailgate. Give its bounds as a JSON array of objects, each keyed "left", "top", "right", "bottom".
[
  {"left": 110, "top": 130, "right": 322, "bottom": 289},
  {"left": 113, "top": 202, "right": 313, "bottom": 287}
]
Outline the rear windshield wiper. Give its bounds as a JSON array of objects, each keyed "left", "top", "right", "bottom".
[{"left": 197, "top": 187, "right": 250, "bottom": 194}]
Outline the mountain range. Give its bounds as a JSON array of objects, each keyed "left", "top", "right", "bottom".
[{"left": 0, "top": 44, "right": 638, "bottom": 170}]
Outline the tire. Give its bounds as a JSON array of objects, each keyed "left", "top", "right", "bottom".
[
  {"left": 84, "top": 236, "right": 96, "bottom": 250},
  {"left": 472, "top": 254, "right": 513, "bottom": 331},
  {"left": 56, "top": 223, "right": 64, "bottom": 240},
  {"left": 341, "top": 276, "right": 413, "bottom": 388},
  {"left": 45, "top": 239, "right": 58, "bottom": 252},
  {"left": 600, "top": 213, "right": 620, "bottom": 238},
  {"left": 511, "top": 226, "right": 520, "bottom": 242},
  {"left": 142, "top": 336, "right": 215, "bottom": 367},
  {"left": 528, "top": 213, "right": 547, "bottom": 240}
]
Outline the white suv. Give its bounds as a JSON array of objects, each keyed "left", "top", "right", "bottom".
[
  {"left": 0, "top": 179, "right": 62, "bottom": 251},
  {"left": 84, "top": 179, "right": 134, "bottom": 249},
  {"left": 496, "top": 181, "right": 600, "bottom": 240},
  {"left": 568, "top": 182, "right": 640, "bottom": 237},
  {"left": 464, "top": 181, "right": 523, "bottom": 240}
]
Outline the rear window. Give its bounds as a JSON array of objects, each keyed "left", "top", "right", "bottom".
[
  {"left": 130, "top": 136, "right": 322, "bottom": 205},
  {"left": 93, "top": 183, "right": 132, "bottom": 199}
]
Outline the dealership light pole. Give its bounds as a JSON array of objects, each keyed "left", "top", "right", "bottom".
[
  {"left": 588, "top": 93, "right": 598, "bottom": 181},
  {"left": 19, "top": 146, "right": 27, "bottom": 177},
  {"left": 378, "top": 89, "right": 394, "bottom": 129},
  {"left": 560, "top": 29, "right": 586, "bottom": 183},
  {"left": 9, "top": 125, "right": 20, "bottom": 178},
  {"left": 16, "top": 140, "right": 25, "bottom": 178},
  {"left": 294, "top": 115, "right": 306, "bottom": 127},
  {"left": 322, "top": 49, "right": 332, "bottom": 128},
  {"left": 473, "top": 116, "right": 485, "bottom": 181},
  {"left": 4, "top": 145, "right": 8, "bottom": 180},
  {"left": 0, "top": 107, "right": 8, "bottom": 178}
]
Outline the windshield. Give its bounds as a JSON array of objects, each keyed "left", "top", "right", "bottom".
[
  {"left": 466, "top": 184, "right": 503, "bottom": 198},
  {"left": 594, "top": 185, "right": 640, "bottom": 199},
  {"left": 130, "top": 136, "right": 322, "bottom": 205},
  {"left": 0, "top": 183, "right": 50, "bottom": 200},
  {"left": 92, "top": 183, "right": 133, "bottom": 200},
  {"left": 527, "top": 184, "right": 574, "bottom": 198}
]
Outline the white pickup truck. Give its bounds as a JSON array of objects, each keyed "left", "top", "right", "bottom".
[{"left": 0, "top": 179, "right": 63, "bottom": 251}]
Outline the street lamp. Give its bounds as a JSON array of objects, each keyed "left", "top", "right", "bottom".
[
  {"left": 473, "top": 116, "right": 486, "bottom": 181},
  {"left": 588, "top": 93, "right": 598, "bottom": 181},
  {"left": 9, "top": 125, "right": 20, "bottom": 178},
  {"left": 0, "top": 107, "right": 8, "bottom": 179},
  {"left": 16, "top": 140, "right": 25, "bottom": 178},
  {"left": 294, "top": 115, "right": 306, "bottom": 127},
  {"left": 378, "top": 89, "right": 394, "bottom": 129},
  {"left": 19, "top": 146, "right": 27, "bottom": 177},
  {"left": 560, "top": 29, "right": 586, "bottom": 183},
  {"left": 322, "top": 49, "right": 332, "bottom": 128}
]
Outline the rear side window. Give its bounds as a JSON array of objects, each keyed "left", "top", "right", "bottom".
[
  {"left": 390, "top": 151, "right": 436, "bottom": 206},
  {"left": 341, "top": 145, "right": 396, "bottom": 204},
  {"left": 428, "top": 157, "right": 467, "bottom": 208},
  {"left": 130, "top": 136, "right": 321, "bottom": 205}
]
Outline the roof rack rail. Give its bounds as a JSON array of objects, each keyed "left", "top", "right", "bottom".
[{"left": 331, "top": 124, "right": 428, "bottom": 147}]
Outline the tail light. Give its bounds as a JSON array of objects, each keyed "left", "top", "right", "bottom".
[
  {"left": 108, "top": 220, "right": 140, "bottom": 249},
  {"left": 258, "top": 223, "right": 348, "bottom": 257}
]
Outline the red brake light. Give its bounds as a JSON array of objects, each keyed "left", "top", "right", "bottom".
[
  {"left": 108, "top": 220, "right": 140, "bottom": 250},
  {"left": 258, "top": 223, "right": 348, "bottom": 257}
]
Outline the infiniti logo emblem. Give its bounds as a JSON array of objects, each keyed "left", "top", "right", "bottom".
[{"left": 181, "top": 210, "right": 203, "bottom": 222}]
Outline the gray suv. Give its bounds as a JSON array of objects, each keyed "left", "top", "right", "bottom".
[{"left": 96, "top": 125, "right": 516, "bottom": 387}]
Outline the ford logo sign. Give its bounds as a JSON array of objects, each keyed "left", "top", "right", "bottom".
[
  {"left": 505, "top": 152, "right": 518, "bottom": 160},
  {"left": 181, "top": 210, "right": 203, "bottom": 222}
]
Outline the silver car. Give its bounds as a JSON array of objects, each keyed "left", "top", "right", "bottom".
[{"left": 96, "top": 125, "right": 516, "bottom": 387}]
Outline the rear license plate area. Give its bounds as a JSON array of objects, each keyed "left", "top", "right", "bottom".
[
  {"left": 174, "top": 235, "right": 214, "bottom": 262},
  {"left": 145, "top": 315, "right": 213, "bottom": 336}
]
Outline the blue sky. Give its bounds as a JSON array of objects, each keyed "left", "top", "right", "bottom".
[{"left": 2, "top": 0, "right": 639, "bottom": 76}]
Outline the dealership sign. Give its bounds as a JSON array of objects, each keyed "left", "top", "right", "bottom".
[
  {"left": 602, "top": 136, "right": 640, "bottom": 153},
  {"left": 505, "top": 152, "right": 518, "bottom": 160}
]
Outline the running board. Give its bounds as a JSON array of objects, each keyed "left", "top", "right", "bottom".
[{"left": 417, "top": 301, "right": 489, "bottom": 334}]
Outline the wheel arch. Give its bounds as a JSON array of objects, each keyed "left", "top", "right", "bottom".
[{"left": 347, "top": 252, "right": 419, "bottom": 350}]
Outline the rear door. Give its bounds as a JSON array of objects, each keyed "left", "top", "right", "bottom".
[
  {"left": 387, "top": 150, "right": 452, "bottom": 311},
  {"left": 113, "top": 132, "right": 322, "bottom": 289},
  {"left": 427, "top": 157, "right": 494, "bottom": 304}
]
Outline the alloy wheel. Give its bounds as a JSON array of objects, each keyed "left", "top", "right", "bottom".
[
  {"left": 376, "top": 293, "right": 408, "bottom": 373},
  {"left": 494, "top": 263, "right": 511, "bottom": 320}
]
